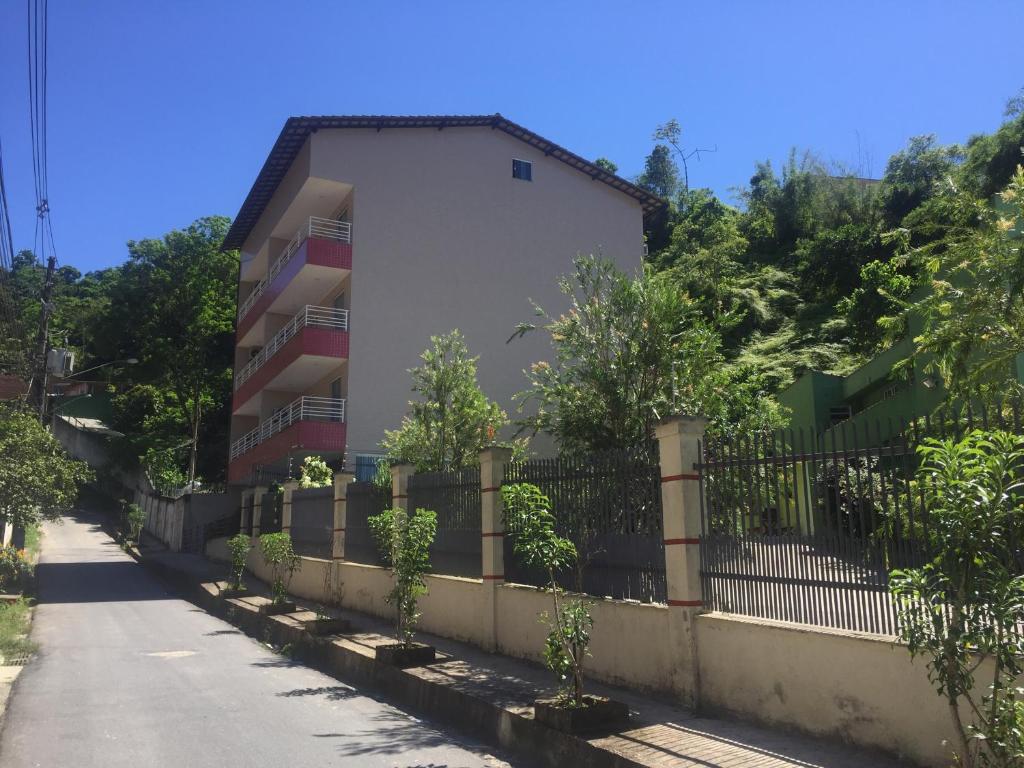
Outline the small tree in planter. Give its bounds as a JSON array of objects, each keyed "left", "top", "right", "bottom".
[
  {"left": 121, "top": 502, "right": 145, "bottom": 547},
  {"left": 367, "top": 506, "right": 438, "bottom": 666},
  {"left": 502, "top": 482, "right": 628, "bottom": 733},
  {"left": 222, "top": 533, "right": 251, "bottom": 596},
  {"left": 258, "top": 533, "right": 300, "bottom": 615}
]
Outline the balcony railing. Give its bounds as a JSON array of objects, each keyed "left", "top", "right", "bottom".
[
  {"left": 235, "top": 305, "right": 349, "bottom": 390},
  {"left": 238, "top": 216, "right": 352, "bottom": 322},
  {"left": 230, "top": 396, "right": 346, "bottom": 461}
]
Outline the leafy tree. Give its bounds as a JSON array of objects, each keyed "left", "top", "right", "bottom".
[
  {"left": 368, "top": 506, "right": 437, "bottom": 647},
  {"left": 512, "top": 255, "right": 784, "bottom": 455},
  {"left": 101, "top": 217, "right": 237, "bottom": 485},
  {"left": 906, "top": 166, "right": 1024, "bottom": 401},
  {"left": 890, "top": 431, "right": 1024, "bottom": 768},
  {"left": 652, "top": 118, "right": 716, "bottom": 198},
  {"left": 297, "top": 456, "right": 332, "bottom": 489},
  {"left": 0, "top": 406, "right": 92, "bottom": 530},
  {"left": 593, "top": 157, "right": 618, "bottom": 174},
  {"left": 503, "top": 483, "right": 591, "bottom": 706},
  {"left": 259, "top": 532, "right": 300, "bottom": 604},
  {"left": 637, "top": 145, "right": 679, "bottom": 200},
  {"left": 382, "top": 330, "right": 510, "bottom": 471},
  {"left": 226, "top": 533, "right": 251, "bottom": 591}
]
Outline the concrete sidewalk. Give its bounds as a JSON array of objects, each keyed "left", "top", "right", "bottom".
[{"left": 142, "top": 540, "right": 912, "bottom": 768}]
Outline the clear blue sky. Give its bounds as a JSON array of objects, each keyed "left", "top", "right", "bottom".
[{"left": 0, "top": 0, "right": 1020, "bottom": 272}]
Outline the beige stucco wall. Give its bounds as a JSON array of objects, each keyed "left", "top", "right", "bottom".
[
  {"left": 696, "top": 612, "right": 964, "bottom": 767},
  {"left": 238, "top": 126, "right": 645, "bottom": 459}
]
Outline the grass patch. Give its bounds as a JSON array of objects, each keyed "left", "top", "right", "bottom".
[
  {"left": 23, "top": 524, "right": 42, "bottom": 562},
  {"left": 0, "top": 598, "right": 35, "bottom": 663}
]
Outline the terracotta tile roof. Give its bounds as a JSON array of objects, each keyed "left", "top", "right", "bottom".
[
  {"left": 0, "top": 374, "right": 27, "bottom": 401},
  {"left": 222, "top": 114, "right": 665, "bottom": 250}
]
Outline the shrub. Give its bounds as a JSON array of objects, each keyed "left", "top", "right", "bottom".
[
  {"left": 890, "top": 430, "right": 1024, "bottom": 768},
  {"left": 226, "top": 533, "right": 251, "bottom": 590},
  {"left": 298, "top": 456, "right": 332, "bottom": 489},
  {"left": 502, "top": 482, "right": 592, "bottom": 707},
  {"left": 368, "top": 506, "right": 437, "bottom": 647},
  {"left": 0, "top": 547, "right": 32, "bottom": 594},
  {"left": 122, "top": 502, "right": 145, "bottom": 545},
  {"left": 259, "top": 533, "right": 300, "bottom": 604}
]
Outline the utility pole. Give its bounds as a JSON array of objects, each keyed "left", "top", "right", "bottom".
[{"left": 31, "top": 253, "right": 56, "bottom": 422}]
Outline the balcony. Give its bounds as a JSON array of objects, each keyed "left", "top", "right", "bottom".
[
  {"left": 233, "top": 306, "right": 349, "bottom": 414},
  {"left": 227, "top": 396, "right": 346, "bottom": 484},
  {"left": 236, "top": 216, "right": 352, "bottom": 343}
]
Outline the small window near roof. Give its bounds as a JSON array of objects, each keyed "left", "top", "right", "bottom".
[{"left": 512, "top": 159, "right": 532, "bottom": 181}]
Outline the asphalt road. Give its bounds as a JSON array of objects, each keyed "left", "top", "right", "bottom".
[{"left": 0, "top": 512, "right": 520, "bottom": 768}]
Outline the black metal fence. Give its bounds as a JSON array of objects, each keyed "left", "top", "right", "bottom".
[
  {"left": 290, "top": 486, "right": 333, "bottom": 558},
  {"left": 408, "top": 467, "right": 482, "bottom": 578},
  {"left": 344, "top": 481, "right": 390, "bottom": 566},
  {"left": 259, "top": 491, "right": 283, "bottom": 534},
  {"left": 503, "top": 448, "right": 665, "bottom": 603},
  {"left": 698, "top": 399, "right": 1024, "bottom": 635},
  {"left": 181, "top": 510, "right": 241, "bottom": 554}
]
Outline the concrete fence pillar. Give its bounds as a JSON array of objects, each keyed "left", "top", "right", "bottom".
[
  {"left": 479, "top": 446, "right": 513, "bottom": 650},
  {"left": 391, "top": 464, "right": 414, "bottom": 512},
  {"left": 281, "top": 481, "right": 298, "bottom": 536},
  {"left": 332, "top": 472, "right": 355, "bottom": 561},
  {"left": 654, "top": 414, "right": 708, "bottom": 708},
  {"left": 251, "top": 485, "right": 267, "bottom": 538}
]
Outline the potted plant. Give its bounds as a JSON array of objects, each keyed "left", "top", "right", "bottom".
[
  {"left": 121, "top": 501, "right": 145, "bottom": 550},
  {"left": 301, "top": 603, "right": 351, "bottom": 636},
  {"left": 218, "top": 532, "right": 250, "bottom": 598},
  {"left": 367, "top": 506, "right": 438, "bottom": 667},
  {"left": 257, "top": 532, "right": 300, "bottom": 615},
  {"left": 502, "top": 483, "right": 628, "bottom": 734}
]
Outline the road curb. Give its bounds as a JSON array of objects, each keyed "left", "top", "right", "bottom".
[{"left": 139, "top": 553, "right": 645, "bottom": 768}]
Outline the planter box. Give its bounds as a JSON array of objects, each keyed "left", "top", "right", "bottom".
[
  {"left": 258, "top": 600, "right": 297, "bottom": 616},
  {"left": 216, "top": 582, "right": 249, "bottom": 599},
  {"left": 302, "top": 617, "right": 351, "bottom": 636},
  {"left": 375, "top": 642, "right": 436, "bottom": 668},
  {"left": 0, "top": 594, "right": 21, "bottom": 605},
  {"left": 534, "top": 695, "right": 629, "bottom": 734}
]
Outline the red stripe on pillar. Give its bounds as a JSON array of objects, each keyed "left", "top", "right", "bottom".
[
  {"left": 332, "top": 528, "right": 345, "bottom": 533},
  {"left": 661, "top": 473, "right": 700, "bottom": 483},
  {"left": 481, "top": 486, "right": 501, "bottom": 493},
  {"left": 664, "top": 538, "right": 700, "bottom": 545},
  {"left": 667, "top": 599, "right": 703, "bottom": 607},
  {"left": 392, "top": 494, "right": 408, "bottom": 500},
  {"left": 481, "top": 531, "right": 505, "bottom": 538},
  {"left": 482, "top": 574, "right": 504, "bottom": 580}
]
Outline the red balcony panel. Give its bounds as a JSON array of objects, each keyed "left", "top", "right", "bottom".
[
  {"left": 232, "top": 326, "right": 349, "bottom": 413},
  {"left": 227, "top": 419, "right": 346, "bottom": 484},
  {"left": 236, "top": 237, "right": 353, "bottom": 340}
]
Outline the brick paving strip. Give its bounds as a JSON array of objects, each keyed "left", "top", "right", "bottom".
[{"left": 138, "top": 542, "right": 911, "bottom": 768}]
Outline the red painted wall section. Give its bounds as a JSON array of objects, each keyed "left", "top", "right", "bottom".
[
  {"left": 227, "top": 419, "right": 346, "bottom": 484},
  {"left": 236, "top": 237, "right": 353, "bottom": 340},
  {"left": 232, "top": 327, "right": 349, "bottom": 413}
]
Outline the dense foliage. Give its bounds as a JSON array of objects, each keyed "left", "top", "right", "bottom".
[
  {"left": 636, "top": 95, "right": 1024, "bottom": 394},
  {"left": 226, "top": 533, "right": 251, "bottom": 591},
  {"left": 513, "top": 255, "right": 785, "bottom": 454},
  {"left": 258, "top": 532, "right": 300, "bottom": 604},
  {"left": 297, "top": 456, "right": 332, "bottom": 489},
  {"left": 0, "top": 217, "right": 237, "bottom": 489},
  {"left": 0, "top": 406, "right": 91, "bottom": 529},
  {"left": 890, "top": 431, "right": 1024, "bottom": 768}
]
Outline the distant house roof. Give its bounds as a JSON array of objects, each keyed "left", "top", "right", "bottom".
[{"left": 222, "top": 114, "right": 666, "bottom": 250}]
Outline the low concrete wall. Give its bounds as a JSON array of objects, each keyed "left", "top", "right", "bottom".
[
  {"left": 696, "top": 612, "right": 962, "bottom": 767},
  {"left": 496, "top": 584, "right": 673, "bottom": 695}
]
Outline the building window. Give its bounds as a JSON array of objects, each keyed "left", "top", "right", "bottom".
[{"left": 512, "top": 159, "right": 532, "bottom": 181}]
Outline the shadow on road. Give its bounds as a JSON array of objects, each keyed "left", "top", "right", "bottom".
[{"left": 34, "top": 560, "right": 174, "bottom": 604}]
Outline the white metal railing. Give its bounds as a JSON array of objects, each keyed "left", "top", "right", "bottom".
[
  {"left": 234, "top": 305, "right": 349, "bottom": 390},
  {"left": 230, "top": 396, "right": 346, "bottom": 461},
  {"left": 238, "top": 216, "right": 352, "bottom": 322}
]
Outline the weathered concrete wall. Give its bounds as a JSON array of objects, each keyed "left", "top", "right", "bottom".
[{"left": 696, "top": 612, "right": 972, "bottom": 767}]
